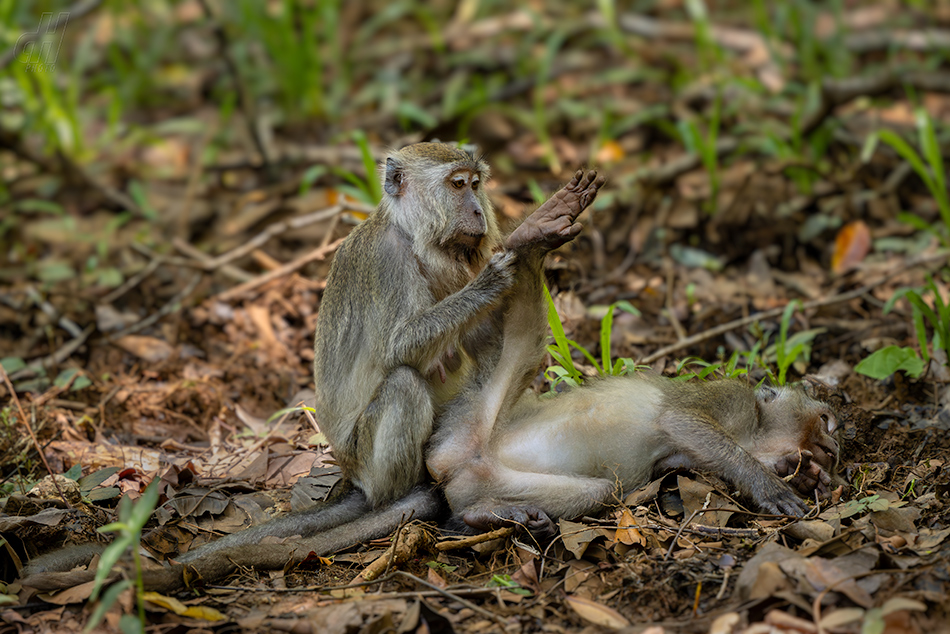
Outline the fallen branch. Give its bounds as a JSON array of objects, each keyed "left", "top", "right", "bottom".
[
  {"left": 801, "top": 69, "right": 950, "bottom": 136},
  {"left": 106, "top": 273, "right": 202, "bottom": 341},
  {"left": 355, "top": 523, "right": 430, "bottom": 583},
  {"left": 639, "top": 250, "right": 950, "bottom": 365},
  {"left": 214, "top": 238, "right": 344, "bottom": 303},
  {"left": 177, "top": 203, "right": 352, "bottom": 271},
  {"left": 435, "top": 526, "right": 515, "bottom": 551},
  {"left": 7, "top": 325, "right": 95, "bottom": 383}
]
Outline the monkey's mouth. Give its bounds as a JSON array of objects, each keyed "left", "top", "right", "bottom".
[{"left": 456, "top": 233, "right": 484, "bottom": 249}]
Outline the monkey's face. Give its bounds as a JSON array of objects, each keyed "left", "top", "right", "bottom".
[
  {"left": 382, "top": 143, "right": 500, "bottom": 262},
  {"left": 754, "top": 385, "right": 839, "bottom": 476},
  {"left": 444, "top": 169, "right": 488, "bottom": 248}
]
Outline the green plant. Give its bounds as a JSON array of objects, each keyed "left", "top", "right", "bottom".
[
  {"left": 834, "top": 494, "right": 903, "bottom": 520},
  {"left": 865, "top": 107, "right": 950, "bottom": 245},
  {"left": 487, "top": 573, "right": 532, "bottom": 596},
  {"left": 674, "top": 350, "right": 749, "bottom": 381},
  {"left": 331, "top": 130, "right": 383, "bottom": 206},
  {"left": 85, "top": 479, "right": 160, "bottom": 634},
  {"left": 855, "top": 274, "right": 949, "bottom": 380},
  {"left": 544, "top": 286, "right": 641, "bottom": 389},
  {"left": 761, "top": 301, "right": 825, "bottom": 385},
  {"left": 676, "top": 94, "right": 721, "bottom": 214}
]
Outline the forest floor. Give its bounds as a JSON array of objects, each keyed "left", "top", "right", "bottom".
[{"left": 1, "top": 2, "right": 949, "bottom": 633}]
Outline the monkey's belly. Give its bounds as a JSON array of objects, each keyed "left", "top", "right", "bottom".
[{"left": 494, "top": 417, "right": 663, "bottom": 485}]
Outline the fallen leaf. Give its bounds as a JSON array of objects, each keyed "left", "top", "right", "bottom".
[
  {"left": 565, "top": 595, "right": 630, "bottom": 629},
  {"left": 831, "top": 220, "right": 871, "bottom": 273},
  {"left": 596, "top": 140, "right": 624, "bottom": 164},
  {"left": 113, "top": 335, "right": 174, "bottom": 363},
  {"left": 819, "top": 607, "right": 865, "bottom": 629},
  {"left": 615, "top": 509, "right": 645, "bottom": 546},
  {"left": 143, "top": 592, "right": 226, "bottom": 621}
]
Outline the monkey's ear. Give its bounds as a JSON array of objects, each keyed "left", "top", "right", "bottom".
[
  {"left": 755, "top": 386, "right": 779, "bottom": 404},
  {"left": 384, "top": 158, "right": 406, "bottom": 197}
]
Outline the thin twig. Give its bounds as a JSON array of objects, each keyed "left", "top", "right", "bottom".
[
  {"left": 7, "top": 325, "right": 95, "bottom": 382},
  {"left": 101, "top": 257, "right": 163, "bottom": 305},
  {"left": 436, "top": 526, "right": 516, "bottom": 551},
  {"left": 0, "top": 368, "right": 71, "bottom": 508},
  {"left": 107, "top": 273, "right": 202, "bottom": 341},
  {"left": 801, "top": 69, "right": 950, "bottom": 136},
  {"left": 214, "top": 238, "right": 344, "bottom": 303},
  {"left": 0, "top": 129, "right": 141, "bottom": 215},
  {"left": 172, "top": 239, "right": 252, "bottom": 283},
  {"left": 180, "top": 204, "right": 347, "bottom": 271},
  {"left": 639, "top": 250, "right": 950, "bottom": 365},
  {"left": 395, "top": 571, "right": 508, "bottom": 628},
  {"left": 197, "top": 0, "right": 273, "bottom": 173}
]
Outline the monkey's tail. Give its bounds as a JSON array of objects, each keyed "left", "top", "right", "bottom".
[{"left": 21, "top": 486, "right": 445, "bottom": 594}]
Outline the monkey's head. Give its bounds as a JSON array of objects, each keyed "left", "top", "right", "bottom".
[
  {"left": 753, "top": 384, "right": 839, "bottom": 475},
  {"left": 381, "top": 142, "right": 501, "bottom": 263}
]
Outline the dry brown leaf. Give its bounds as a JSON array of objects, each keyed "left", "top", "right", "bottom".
[
  {"left": 709, "top": 612, "right": 740, "bottom": 634},
  {"left": 615, "top": 509, "right": 645, "bottom": 546},
  {"left": 764, "top": 609, "right": 817, "bottom": 633},
  {"left": 831, "top": 220, "right": 871, "bottom": 273},
  {"left": 564, "top": 595, "right": 630, "bottom": 629},
  {"left": 819, "top": 607, "right": 866, "bottom": 629},
  {"left": 596, "top": 140, "right": 624, "bottom": 164},
  {"left": 113, "top": 335, "right": 174, "bottom": 363}
]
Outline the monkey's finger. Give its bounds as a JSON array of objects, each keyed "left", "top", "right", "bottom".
[
  {"left": 558, "top": 222, "right": 583, "bottom": 238},
  {"left": 577, "top": 170, "right": 598, "bottom": 190},
  {"left": 566, "top": 170, "right": 584, "bottom": 189}
]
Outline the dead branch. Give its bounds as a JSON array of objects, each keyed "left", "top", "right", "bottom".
[
  {"left": 639, "top": 250, "right": 950, "bottom": 365},
  {"left": 356, "top": 523, "right": 430, "bottom": 583},
  {"left": 801, "top": 69, "right": 950, "bottom": 136},
  {"left": 214, "top": 238, "right": 344, "bottom": 303},
  {"left": 435, "top": 526, "right": 515, "bottom": 551}
]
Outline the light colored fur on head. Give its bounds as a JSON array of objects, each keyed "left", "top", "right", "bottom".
[{"left": 379, "top": 143, "right": 499, "bottom": 271}]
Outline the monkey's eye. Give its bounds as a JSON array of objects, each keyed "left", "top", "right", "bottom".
[
  {"left": 471, "top": 178, "right": 480, "bottom": 190},
  {"left": 451, "top": 177, "right": 466, "bottom": 189}
]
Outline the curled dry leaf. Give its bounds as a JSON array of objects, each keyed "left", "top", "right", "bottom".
[{"left": 564, "top": 595, "right": 630, "bottom": 630}]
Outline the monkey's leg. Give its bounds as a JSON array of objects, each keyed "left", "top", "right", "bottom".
[
  {"left": 659, "top": 413, "right": 809, "bottom": 516},
  {"left": 354, "top": 365, "right": 436, "bottom": 506},
  {"left": 446, "top": 464, "right": 615, "bottom": 538}
]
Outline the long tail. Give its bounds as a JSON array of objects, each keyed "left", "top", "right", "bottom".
[{"left": 21, "top": 486, "right": 444, "bottom": 593}]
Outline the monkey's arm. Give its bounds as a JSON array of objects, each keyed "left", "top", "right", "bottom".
[
  {"left": 388, "top": 251, "right": 516, "bottom": 366},
  {"left": 658, "top": 411, "right": 810, "bottom": 516}
]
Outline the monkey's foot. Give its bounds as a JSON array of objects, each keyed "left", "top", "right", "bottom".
[
  {"left": 506, "top": 170, "right": 606, "bottom": 251},
  {"left": 774, "top": 450, "right": 833, "bottom": 498},
  {"left": 462, "top": 505, "right": 557, "bottom": 541}
]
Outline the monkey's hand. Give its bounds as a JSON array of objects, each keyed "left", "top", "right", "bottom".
[
  {"left": 774, "top": 450, "right": 833, "bottom": 498},
  {"left": 506, "top": 170, "right": 606, "bottom": 251},
  {"left": 473, "top": 251, "right": 517, "bottom": 295}
]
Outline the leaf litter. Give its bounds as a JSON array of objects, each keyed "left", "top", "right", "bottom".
[{"left": 1, "top": 2, "right": 950, "bottom": 633}]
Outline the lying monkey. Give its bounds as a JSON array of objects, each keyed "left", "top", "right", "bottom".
[{"left": 430, "top": 372, "right": 839, "bottom": 534}]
